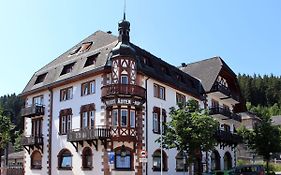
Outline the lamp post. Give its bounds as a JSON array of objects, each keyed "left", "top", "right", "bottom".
[{"left": 160, "top": 104, "right": 163, "bottom": 175}]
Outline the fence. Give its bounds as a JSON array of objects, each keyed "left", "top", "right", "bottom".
[{"left": 0, "top": 167, "right": 23, "bottom": 175}]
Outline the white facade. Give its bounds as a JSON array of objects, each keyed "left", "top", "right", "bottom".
[{"left": 21, "top": 18, "right": 242, "bottom": 175}]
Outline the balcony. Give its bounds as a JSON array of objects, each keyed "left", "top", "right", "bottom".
[
  {"left": 101, "top": 84, "right": 146, "bottom": 107},
  {"left": 21, "top": 135, "right": 43, "bottom": 154},
  {"left": 209, "top": 82, "right": 240, "bottom": 105},
  {"left": 21, "top": 105, "right": 44, "bottom": 118},
  {"left": 209, "top": 107, "right": 241, "bottom": 122},
  {"left": 215, "top": 130, "right": 242, "bottom": 147},
  {"left": 67, "top": 127, "right": 110, "bottom": 151},
  {"left": 210, "top": 82, "right": 231, "bottom": 98}
]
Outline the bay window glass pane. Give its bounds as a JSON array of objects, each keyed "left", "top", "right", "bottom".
[
  {"left": 112, "top": 110, "right": 118, "bottom": 127},
  {"left": 67, "top": 115, "right": 72, "bottom": 131},
  {"left": 121, "top": 75, "right": 128, "bottom": 84},
  {"left": 121, "top": 109, "right": 128, "bottom": 127},
  {"left": 130, "top": 111, "right": 135, "bottom": 128}
]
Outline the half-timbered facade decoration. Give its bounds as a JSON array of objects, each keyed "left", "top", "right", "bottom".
[{"left": 20, "top": 15, "right": 245, "bottom": 175}]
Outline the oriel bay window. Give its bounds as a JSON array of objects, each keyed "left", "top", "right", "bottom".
[
  {"left": 152, "top": 107, "right": 166, "bottom": 134},
  {"left": 80, "top": 103, "right": 95, "bottom": 129},
  {"left": 111, "top": 108, "right": 136, "bottom": 128},
  {"left": 59, "top": 108, "right": 72, "bottom": 134}
]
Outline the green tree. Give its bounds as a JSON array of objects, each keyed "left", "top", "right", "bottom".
[
  {"left": 158, "top": 100, "right": 219, "bottom": 175},
  {"left": 238, "top": 115, "right": 281, "bottom": 174},
  {"left": 0, "top": 108, "right": 15, "bottom": 171}
]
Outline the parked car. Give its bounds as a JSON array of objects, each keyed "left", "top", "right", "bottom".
[{"left": 232, "top": 165, "right": 265, "bottom": 175}]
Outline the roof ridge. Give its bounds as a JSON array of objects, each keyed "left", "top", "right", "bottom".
[{"left": 182, "top": 56, "right": 221, "bottom": 67}]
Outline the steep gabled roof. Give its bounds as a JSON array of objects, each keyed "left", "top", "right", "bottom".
[
  {"left": 180, "top": 57, "right": 236, "bottom": 92},
  {"left": 22, "top": 31, "right": 118, "bottom": 95}
]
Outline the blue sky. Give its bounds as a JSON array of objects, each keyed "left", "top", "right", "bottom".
[{"left": 0, "top": 0, "right": 280, "bottom": 95}]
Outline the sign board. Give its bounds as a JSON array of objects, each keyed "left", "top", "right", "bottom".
[
  {"left": 140, "top": 150, "right": 147, "bottom": 158},
  {"left": 139, "top": 158, "right": 148, "bottom": 163},
  {"left": 108, "top": 152, "right": 115, "bottom": 164}
]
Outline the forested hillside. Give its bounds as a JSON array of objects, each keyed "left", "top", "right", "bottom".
[{"left": 238, "top": 74, "right": 281, "bottom": 117}]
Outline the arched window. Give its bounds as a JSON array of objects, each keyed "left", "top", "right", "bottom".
[
  {"left": 211, "top": 150, "right": 221, "bottom": 171},
  {"left": 82, "top": 147, "right": 93, "bottom": 170},
  {"left": 58, "top": 149, "right": 72, "bottom": 170},
  {"left": 176, "top": 151, "right": 188, "bottom": 172},
  {"left": 31, "top": 150, "right": 42, "bottom": 169},
  {"left": 224, "top": 152, "right": 232, "bottom": 170},
  {"left": 152, "top": 149, "right": 168, "bottom": 171},
  {"left": 115, "top": 145, "right": 133, "bottom": 170}
]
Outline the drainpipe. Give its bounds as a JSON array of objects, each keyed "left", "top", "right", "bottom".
[
  {"left": 145, "top": 76, "right": 150, "bottom": 175},
  {"left": 48, "top": 88, "right": 53, "bottom": 175}
]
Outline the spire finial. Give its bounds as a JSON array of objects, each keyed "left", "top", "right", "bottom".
[{"left": 123, "top": 0, "right": 126, "bottom": 20}]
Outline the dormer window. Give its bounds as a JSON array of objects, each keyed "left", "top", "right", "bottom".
[
  {"left": 34, "top": 73, "right": 47, "bottom": 85},
  {"left": 78, "top": 42, "right": 92, "bottom": 53},
  {"left": 121, "top": 75, "right": 128, "bottom": 84},
  {"left": 161, "top": 66, "right": 169, "bottom": 75},
  {"left": 84, "top": 53, "right": 99, "bottom": 67},
  {"left": 60, "top": 62, "right": 75, "bottom": 76},
  {"left": 176, "top": 74, "right": 183, "bottom": 82}
]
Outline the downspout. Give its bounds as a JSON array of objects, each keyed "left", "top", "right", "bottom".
[
  {"left": 145, "top": 76, "right": 150, "bottom": 175},
  {"left": 48, "top": 88, "right": 53, "bottom": 175}
]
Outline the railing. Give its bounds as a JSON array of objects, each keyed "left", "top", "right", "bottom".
[
  {"left": 215, "top": 130, "right": 242, "bottom": 145},
  {"left": 67, "top": 127, "right": 110, "bottom": 142},
  {"left": 209, "top": 107, "right": 241, "bottom": 122},
  {"left": 101, "top": 84, "right": 146, "bottom": 99},
  {"left": 21, "top": 105, "right": 44, "bottom": 117},
  {"left": 21, "top": 135, "right": 43, "bottom": 146},
  {"left": 211, "top": 82, "right": 231, "bottom": 96}
]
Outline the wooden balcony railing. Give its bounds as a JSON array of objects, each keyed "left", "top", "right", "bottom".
[
  {"left": 102, "top": 84, "right": 146, "bottom": 99},
  {"left": 21, "top": 135, "right": 43, "bottom": 146},
  {"left": 209, "top": 107, "right": 241, "bottom": 122},
  {"left": 67, "top": 127, "right": 110, "bottom": 142},
  {"left": 21, "top": 105, "right": 44, "bottom": 117},
  {"left": 211, "top": 82, "right": 231, "bottom": 96},
  {"left": 215, "top": 130, "right": 242, "bottom": 146},
  {"left": 101, "top": 84, "right": 146, "bottom": 106}
]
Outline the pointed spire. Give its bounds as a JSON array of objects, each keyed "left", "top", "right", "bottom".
[{"left": 123, "top": 0, "right": 126, "bottom": 20}]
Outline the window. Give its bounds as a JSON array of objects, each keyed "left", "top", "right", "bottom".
[
  {"left": 115, "top": 146, "right": 132, "bottom": 170},
  {"left": 33, "top": 95, "right": 44, "bottom": 105},
  {"left": 153, "top": 113, "right": 159, "bottom": 133},
  {"left": 130, "top": 110, "right": 135, "bottom": 128},
  {"left": 58, "top": 149, "right": 72, "bottom": 170},
  {"left": 78, "top": 42, "right": 92, "bottom": 53},
  {"left": 84, "top": 53, "right": 99, "bottom": 67},
  {"left": 121, "top": 109, "right": 128, "bottom": 127},
  {"left": 176, "top": 151, "right": 188, "bottom": 172},
  {"left": 82, "top": 147, "right": 93, "bottom": 170},
  {"left": 34, "top": 73, "right": 47, "bottom": 85},
  {"left": 81, "top": 80, "right": 95, "bottom": 96},
  {"left": 60, "top": 62, "right": 75, "bottom": 76},
  {"left": 80, "top": 103, "right": 95, "bottom": 129},
  {"left": 59, "top": 109, "right": 72, "bottom": 134},
  {"left": 60, "top": 87, "right": 73, "bottom": 101},
  {"left": 112, "top": 109, "right": 118, "bottom": 127},
  {"left": 152, "top": 107, "right": 166, "bottom": 134},
  {"left": 152, "top": 150, "right": 168, "bottom": 171},
  {"left": 176, "top": 93, "right": 186, "bottom": 105},
  {"left": 32, "top": 118, "right": 42, "bottom": 136},
  {"left": 154, "top": 83, "right": 165, "bottom": 100},
  {"left": 211, "top": 150, "right": 221, "bottom": 170},
  {"left": 121, "top": 75, "right": 128, "bottom": 84},
  {"left": 31, "top": 151, "right": 42, "bottom": 169},
  {"left": 211, "top": 99, "right": 219, "bottom": 108}
]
